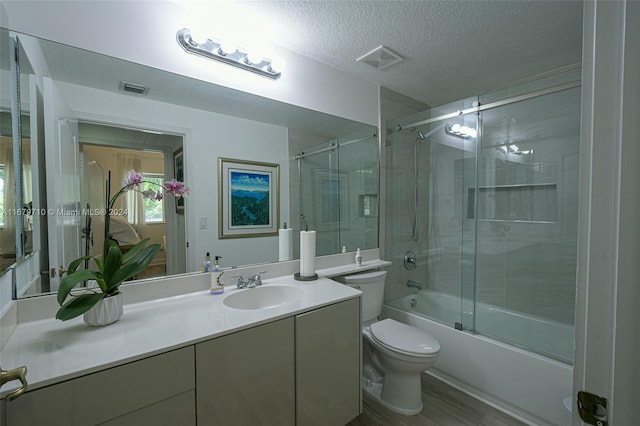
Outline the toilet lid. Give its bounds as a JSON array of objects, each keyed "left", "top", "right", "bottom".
[{"left": 370, "top": 319, "right": 440, "bottom": 355}]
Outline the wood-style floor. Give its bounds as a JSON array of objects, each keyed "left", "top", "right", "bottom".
[{"left": 347, "top": 374, "right": 527, "bottom": 426}]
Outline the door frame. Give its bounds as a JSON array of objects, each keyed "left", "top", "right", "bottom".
[{"left": 573, "top": 1, "right": 639, "bottom": 424}]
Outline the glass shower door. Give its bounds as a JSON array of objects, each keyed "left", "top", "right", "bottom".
[
  {"left": 298, "top": 140, "right": 341, "bottom": 256},
  {"left": 473, "top": 86, "right": 581, "bottom": 363},
  {"left": 335, "top": 135, "right": 379, "bottom": 253},
  {"left": 385, "top": 97, "right": 478, "bottom": 329}
]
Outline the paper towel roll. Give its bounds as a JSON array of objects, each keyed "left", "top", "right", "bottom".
[
  {"left": 299, "top": 230, "right": 316, "bottom": 277},
  {"left": 278, "top": 228, "right": 293, "bottom": 261}
]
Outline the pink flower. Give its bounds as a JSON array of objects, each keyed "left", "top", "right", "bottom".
[
  {"left": 163, "top": 179, "right": 189, "bottom": 198},
  {"left": 179, "top": 185, "right": 191, "bottom": 198},
  {"left": 122, "top": 170, "right": 143, "bottom": 188},
  {"left": 112, "top": 172, "right": 188, "bottom": 210}
]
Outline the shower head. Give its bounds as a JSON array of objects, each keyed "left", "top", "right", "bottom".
[{"left": 410, "top": 128, "right": 426, "bottom": 140}]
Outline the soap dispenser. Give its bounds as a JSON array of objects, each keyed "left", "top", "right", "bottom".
[
  {"left": 201, "top": 252, "right": 212, "bottom": 272},
  {"left": 210, "top": 256, "right": 224, "bottom": 294},
  {"left": 355, "top": 248, "right": 363, "bottom": 266}
]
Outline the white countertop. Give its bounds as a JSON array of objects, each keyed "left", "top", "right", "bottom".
[
  {"left": 1, "top": 275, "right": 360, "bottom": 397},
  {"left": 317, "top": 259, "right": 392, "bottom": 277}
]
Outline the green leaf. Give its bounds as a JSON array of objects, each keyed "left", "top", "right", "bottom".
[
  {"left": 121, "top": 238, "right": 151, "bottom": 263},
  {"left": 67, "top": 256, "right": 93, "bottom": 275},
  {"left": 108, "top": 243, "right": 161, "bottom": 292},
  {"left": 94, "top": 277, "right": 108, "bottom": 293},
  {"left": 102, "top": 245, "right": 124, "bottom": 288},
  {"left": 56, "top": 292, "right": 105, "bottom": 321},
  {"left": 57, "top": 269, "right": 102, "bottom": 305},
  {"left": 94, "top": 256, "right": 104, "bottom": 271}
]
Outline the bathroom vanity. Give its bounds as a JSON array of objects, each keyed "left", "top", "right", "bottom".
[{"left": 0, "top": 274, "right": 364, "bottom": 426}]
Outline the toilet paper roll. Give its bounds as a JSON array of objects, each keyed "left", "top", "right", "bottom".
[
  {"left": 278, "top": 228, "right": 293, "bottom": 261},
  {"left": 299, "top": 230, "right": 316, "bottom": 277}
]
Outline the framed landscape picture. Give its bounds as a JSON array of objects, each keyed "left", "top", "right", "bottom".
[{"left": 218, "top": 157, "right": 279, "bottom": 238}]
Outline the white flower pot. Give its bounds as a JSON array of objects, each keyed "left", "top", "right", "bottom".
[{"left": 83, "top": 292, "right": 124, "bottom": 327}]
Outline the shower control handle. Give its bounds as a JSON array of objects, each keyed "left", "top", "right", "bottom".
[{"left": 404, "top": 251, "right": 417, "bottom": 270}]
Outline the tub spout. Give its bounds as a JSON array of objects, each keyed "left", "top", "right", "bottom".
[{"left": 407, "top": 280, "right": 423, "bottom": 290}]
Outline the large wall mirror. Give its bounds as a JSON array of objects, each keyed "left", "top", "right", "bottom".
[
  {"left": 0, "top": 31, "right": 38, "bottom": 280},
  {"left": 1, "top": 28, "right": 379, "bottom": 300}
]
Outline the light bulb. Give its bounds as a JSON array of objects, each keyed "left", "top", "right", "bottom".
[
  {"left": 268, "top": 57, "right": 286, "bottom": 74},
  {"left": 461, "top": 126, "right": 477, "bottom": 138},
  {"left": 218, "top": 40, "right": 236, "bottom": 56},
  {"left": 188, "top": 28, "right": 209, "bottom": 45},
  {"left": 246, "top": 51, "right": 264, "bottom": 65},
  {"left": 451, "top": 123, "right": 461, "bottom": 133}
]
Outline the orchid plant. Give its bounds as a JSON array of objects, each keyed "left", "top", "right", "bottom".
[{"left": 56, "top": 170, "right": 190, "bottom": 321}]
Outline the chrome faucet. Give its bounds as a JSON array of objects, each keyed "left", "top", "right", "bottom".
[
  {"left": 406, "top": 280, "right": 423, "bottom": 290},
  {"left": 233, "top": 271, "right": 267, "bottom": 289}
]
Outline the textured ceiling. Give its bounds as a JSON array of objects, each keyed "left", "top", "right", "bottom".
[{"left": 226, "top": 0, "right": 584, "bottom": 106}]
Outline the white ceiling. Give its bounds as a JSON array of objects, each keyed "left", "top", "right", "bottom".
[{"left": 215, "top": 0, "right": 584, "bottom": 107}]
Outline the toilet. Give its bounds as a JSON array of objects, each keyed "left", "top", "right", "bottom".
[{"left": 342, "top": 270, "right": 440, "bottom": 415}]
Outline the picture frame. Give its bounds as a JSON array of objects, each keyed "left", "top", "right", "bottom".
[
  {"left": 218, "top": 157, "right": 279, "bottom": 239},
  {"left": 173, "top": 148, "right": 185, "bottom": 213}
]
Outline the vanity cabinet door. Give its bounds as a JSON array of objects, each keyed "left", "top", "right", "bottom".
[
  {"left": 4, "top": 347, "right": 195, "bottom": 426},
  {"left": 296, "top": 297, "right": 362, "bottom": 426},
  {"left": 196, "top": 317, "right": 295, "bottom": 426}
]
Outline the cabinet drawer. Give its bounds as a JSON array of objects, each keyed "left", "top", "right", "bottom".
[{"left": 5, "top": 346, "right": 195, "bottom": 426}]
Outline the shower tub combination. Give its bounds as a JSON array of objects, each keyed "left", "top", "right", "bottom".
[{"left": 383, "top": 68, "right": 580, "bottom": 426}]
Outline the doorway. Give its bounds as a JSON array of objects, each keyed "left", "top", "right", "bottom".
[{"left": 78, "top": 122, "right": 186, "bottom": 278}]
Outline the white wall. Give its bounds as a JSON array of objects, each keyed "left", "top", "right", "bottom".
[
  {"left": 57, "top": 81, "right": 290, "bottom": 271},
  {"left": 1, "top": 0, "right": 378, "bottom": 127}
]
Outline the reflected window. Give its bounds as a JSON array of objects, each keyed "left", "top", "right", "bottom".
[{"left": 143, "top": 174, "right": 164, "bottom": 223}]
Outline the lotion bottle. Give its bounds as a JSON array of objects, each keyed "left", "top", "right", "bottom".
[
  {"left": 210, "top": 256, "right": 224, "bottom": 294},
  {"left": 201, "top": 252, "right": 212, "bottom": 272},
  {"left": 355, "top": 248, "right": 363, "bottom": 266}
]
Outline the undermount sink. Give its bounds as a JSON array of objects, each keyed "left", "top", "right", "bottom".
[{"left": 223, "top": 285, "right": 304, "bottom": 310}]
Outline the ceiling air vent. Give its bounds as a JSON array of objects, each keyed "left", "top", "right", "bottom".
[
  {"left": 356, "top": 45, "right": 403, "bottom": 70},
  {"left": 119, "top": 81, "right": 148, "bottom": 95}
]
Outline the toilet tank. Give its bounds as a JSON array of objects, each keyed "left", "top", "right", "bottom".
[{"left": 343, "top": 271, "right": 387, "bottom": 322}]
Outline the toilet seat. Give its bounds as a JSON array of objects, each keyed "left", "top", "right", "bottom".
[{"left": 369, "top": 319, "right": 440, "bottom": 356}]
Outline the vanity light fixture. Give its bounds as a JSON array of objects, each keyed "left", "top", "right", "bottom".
[
  {"left": 176, "top": 28, "right": 284, "bottom": 79},
  {"left": 445, "top": 123, "right": 477, "bottom": 139},
  {"left": 496, "top": 143, "right": 534, "bottom": 155}
]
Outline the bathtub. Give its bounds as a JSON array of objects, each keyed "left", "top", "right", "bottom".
[{"left": 383, "top": 291, "right": 573, "bottom": 426}]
